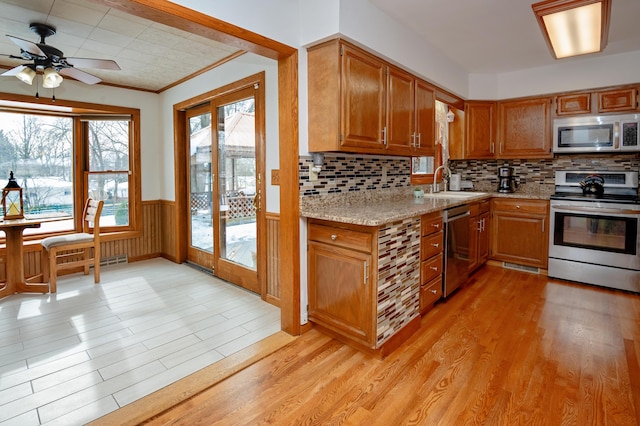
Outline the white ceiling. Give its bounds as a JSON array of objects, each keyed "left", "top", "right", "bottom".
[
  {"left": 369, "top": 0, "right": 640, "bottom": 74},
  {"left": 1, "top": 0, "right": 639, "bottom": 93},
  {"left": 0, "top": 0, "right": 242, "bottom": 92}
]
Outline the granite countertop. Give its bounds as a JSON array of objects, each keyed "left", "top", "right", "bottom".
[{"left": 300, "top": 190, "right": 550, "bottom": 227}]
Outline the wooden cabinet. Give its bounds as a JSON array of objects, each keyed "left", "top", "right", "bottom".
[
  {"left": 308, "top": 222, "right": 375, "bottom": 347},
  {"left": 490, "top": 199, "right": 549, "bottom": 269},
  {"left": 414, "top": 79, "right": 436, "bottom": 156},
  {"left": 308, "top": 39, "right": 386, "bottom": 153},
  {"left": 469, "top": 200, "right": 490, "bottom": 272},
  {"left": 555, "top": 93, "right": 591, "bottom": 116},
  {"left": 554, "top": 86, "right": 638, "bottom": 116},
  {"left": 464, "top": 98, "right": 552, "bottom": 159},
  {"left": 598, "top": 88, "right": 638, "bottom": 113},
  {"left": 465, "top": 101, "right": 497, "bottom": 159},
  {"left": 420, "top": 211, "right": 443, "bottom": 314},
  {"left": 308, "top": 39, "right": 435, "bottom": 156},
  {"left": 498, "top": 98, "right": 552, "bottom": 158},
  {"left": 386, "top": 65, "right": 414, "bottom": 153}
]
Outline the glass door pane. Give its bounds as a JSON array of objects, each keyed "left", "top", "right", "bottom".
[
  {"left": 217, "top": 98, "right": 257, "bottom": 270},
  {"left": 189, "top": 110, "right": 213, "bottom": 253}
]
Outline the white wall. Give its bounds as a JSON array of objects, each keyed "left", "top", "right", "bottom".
[{"left": 0, "top": 78, "right": 162, "bottom": 201}]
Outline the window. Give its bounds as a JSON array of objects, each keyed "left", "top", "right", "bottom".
[{"left": 0, "top": 95, "right": 140, "bottom": 240}]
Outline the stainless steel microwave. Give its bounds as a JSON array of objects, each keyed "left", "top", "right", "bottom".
[{"left": 553, "top": 113, "right": 640, "bottom": 153}]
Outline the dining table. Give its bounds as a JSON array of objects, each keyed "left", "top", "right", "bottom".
[{"left": 0, "top": 218, "right": 50, "bottom": 298}]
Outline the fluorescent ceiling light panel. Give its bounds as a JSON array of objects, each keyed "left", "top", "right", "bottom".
[{"left": 533, "top": 0, "right": 610, "bottom": 59}]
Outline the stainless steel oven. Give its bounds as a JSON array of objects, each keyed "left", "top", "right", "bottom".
[{"left": 548, "top": 171, "right": 640, "bottom": 293}]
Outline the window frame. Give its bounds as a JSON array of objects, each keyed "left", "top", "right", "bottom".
[{"left": 0, "top": 92, "right": 142, "bottom": 242}]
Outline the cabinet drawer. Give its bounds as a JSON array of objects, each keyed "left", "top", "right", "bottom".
[
  {"left": 479, "top": 200, "right": 490, "bottom": 213},
  {"left": 420, "top": 275, "right": 442, "bottom": 312},
  {"left": 421, "top": 213, "right": 443, "bottom": 236},
  {"left": 421, "top": 253, "right": 443, "bottom": 284},
  {"left": 492, "top": 199, "right": 548, "bottom": 215},
  {"left": 308, "top": 224, "right": 372, "bottom": 252},
  {"left": 421, "top": 231, "right": 443, "bottom": 260}
]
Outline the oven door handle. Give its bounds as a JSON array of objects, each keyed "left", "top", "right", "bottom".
[{"left": 552, "top": 205, "right": 640, "bottom": 215}]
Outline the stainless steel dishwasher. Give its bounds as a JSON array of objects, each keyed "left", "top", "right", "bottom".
[{"left": 443, "top": 204, "right": 470, "bottom": 298}]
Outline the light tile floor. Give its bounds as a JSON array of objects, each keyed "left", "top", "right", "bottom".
[{"left": 0, "top": 258, "right": 281, "bottom": 425}]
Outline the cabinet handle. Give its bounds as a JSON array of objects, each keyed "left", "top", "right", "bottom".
[
  {"left": 500, "top": 142, "right": 503, "bottom": 154},
  {"left": 382, "top": 127, "right": 387, "bottom": 145},
  {"left": 331, "top": 234, "right": 337, "bottom": 241},
  {"left": 516, "top": 205, "right": 521, "bottom": 209},
  {"left": 430, "top": 266, "right": 439, "bottom": 272},
  {"left": 364, "top": 261, "right": 368, "bottom": 285},
  {"left": 417, "top": 133, "right": 421, "bottom": 148},
  {"left": 490, "top": 142, "right": 494, "bottom": 154},
  {"left": 431, "top": 243, "right": 440, "bottom": 248},
  {"left": 432, "top": 223, "right": 440, "bottom": 229},
  {"left": 542, "top": 218, "right": 545, "bottom": 233},
  {"left": 430, "top": 289, "right": 438, "bottom": 294}
]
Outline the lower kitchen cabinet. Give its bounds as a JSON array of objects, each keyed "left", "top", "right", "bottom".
[
  {"left": 420, "top": 211, "right": 443, "bottom": 314},
  {"left": 308, "top": 221, "right": 375, "bottom": 347},
  {"left": 490, "top": 198, "right": 549, "bottom": 269},
  {"left": 469, "top": 200, "right": 490, "bottom": 272},
  {"left": 307, "top": 217, "right": 422, "bottom": 355}
]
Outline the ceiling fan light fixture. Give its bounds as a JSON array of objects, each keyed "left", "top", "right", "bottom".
[
  {"left": 532, "top": 0, "right": 611, "bottom": 59},
  {"left": 42, "top": 67, "right": 63, "bottom": 89},
  {"left": 16, "top": 66, "right": 36, "bottom": 85}
]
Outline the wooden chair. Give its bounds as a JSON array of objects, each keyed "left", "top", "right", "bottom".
[{"left": 42, "top": 198, "right": 104, "bottom": 293}]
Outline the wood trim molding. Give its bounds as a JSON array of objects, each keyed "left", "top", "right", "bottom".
[{"left": 92, "top": 1, "right": 300, "bottom": 335}]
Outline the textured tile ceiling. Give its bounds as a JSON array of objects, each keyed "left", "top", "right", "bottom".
[{"left": 0, "top": 0, "right": 243, "bottom": 92}]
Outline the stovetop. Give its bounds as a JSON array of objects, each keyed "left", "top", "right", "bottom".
[
  {"left": 551, "top": 170, "right": 640, "bottom": 204},
  {"left": 550, "top": 191, "right": 640, "bottom": 204}
]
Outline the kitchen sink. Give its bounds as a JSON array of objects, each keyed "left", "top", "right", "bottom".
[{"left": 425, "top": 191, "right": 488, "bottom": 199}]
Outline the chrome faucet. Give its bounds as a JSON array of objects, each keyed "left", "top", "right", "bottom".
[{"left": 433, "top": 164, "right": 452, "bottom": 193}]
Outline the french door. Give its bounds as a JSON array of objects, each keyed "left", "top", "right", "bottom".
[{"left": 187, "top": 81, "right": 265, "bottom": 295}]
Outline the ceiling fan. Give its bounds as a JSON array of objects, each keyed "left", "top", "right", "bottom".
[{"left": 1, "top": 22, "right": 120, "bottom": 88}]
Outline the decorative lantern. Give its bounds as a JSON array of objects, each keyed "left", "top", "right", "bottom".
[{"left": 2, "top": 171, "right": 24, "bottom": 220}]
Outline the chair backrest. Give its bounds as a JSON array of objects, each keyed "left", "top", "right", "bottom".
[{"left": 82, "top": 198, "right": 104, "bottom": 237}]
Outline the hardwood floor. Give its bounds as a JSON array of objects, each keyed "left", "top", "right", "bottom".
[
  {"left": 0, "top": 258, "right": 280, "bottom": 425},
  {"left": 143, "top": 265, "right": 640, "bottom": 425}
]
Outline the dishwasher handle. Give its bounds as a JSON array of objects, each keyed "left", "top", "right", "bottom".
[{"left": 444, "top": 205, "right": 470, "bottom": 222}]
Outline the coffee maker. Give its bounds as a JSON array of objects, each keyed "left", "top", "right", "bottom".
[{"left": 497, "top": 166, "right": 518, "bottom": 193}]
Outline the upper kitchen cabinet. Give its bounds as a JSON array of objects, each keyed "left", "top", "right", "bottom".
[
  {"left": 308, "top": 39, "right": 386, "bottom": 153},
  {"left": 598, "top": 87, "right": 638, "bottom": 113},
  {"left": 498, "top": 97, "right": 552, "bottom": 158},
  {"left": 555, "top": 93, "right": 592, "bottom": 116},
  {"left": 413, "top": 79, "right": 436, "bottom": 156},
  {"left": 463, "top": 97, "right": 552, "bottom": 159},
  {"left": 465, "top": 101, "right": 497, "bottom": 158},
  {"left": 554, "top": 85, "right": 639, "bottom": 116},
  {"left": 307, "top": 39, "right": 435, "bottom": 156}
]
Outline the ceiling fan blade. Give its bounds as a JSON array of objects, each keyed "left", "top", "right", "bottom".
[
  {"left": 66, "top": 57, "right": 120, "bottom": 70},
  {"left": 59, "top": 67, "right": 102, "bottom": 85},
  {"left": 6, "top": 35, "right": 46, "bottom": 57},
  {"left": 1, "top": 65, "right": 27, "bottom": 76}
]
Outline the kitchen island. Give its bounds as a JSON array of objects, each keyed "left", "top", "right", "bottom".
[{"left": 301, "top": 189, "right": 550, "bottom": 357}]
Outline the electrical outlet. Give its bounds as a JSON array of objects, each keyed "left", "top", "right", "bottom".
[{"left": 308, "top": 164, "right": 319, "bottom": 181}]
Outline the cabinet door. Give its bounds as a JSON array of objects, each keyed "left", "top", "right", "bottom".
[
  {"left": 308, "top": 242, "right": 374, "bottom": 346},
  {"left": 465, "top": 101, "right": 496, "bottom": 159},
  {"left": 468, "top": 211, "right": 479, "bottom": 272},
  {"left": 386, "top": 66, "right": 415, "bottom": 153},
  {"left": 555, "top": 93, "right": 591, "bottom": 116},
  {"left": 498, "top": 98, "right": 552, "bottom": 158},
  {"left": 490, "top": 211, "right": 548, "bottom": 268},
  {"left": 598, "top": 88, "right": 638, "bottom": 113},
  {"left": 341, "top": 45, "right": 386, "bottom": 151},
  {"left": 478, "top": 211, "right": 490, "bottom": 264},
  {"left": 414, "top": 79, "right": 436, "bottom": 156}
]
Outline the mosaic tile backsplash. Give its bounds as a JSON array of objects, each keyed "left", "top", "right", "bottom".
[{"left": 299, "top": 154, "right": 640, "bottom": 198}]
